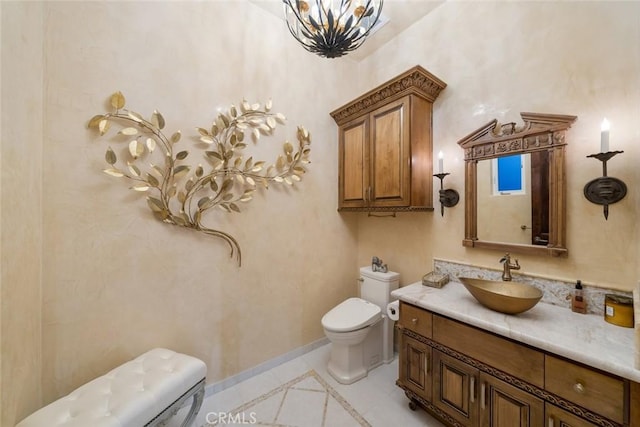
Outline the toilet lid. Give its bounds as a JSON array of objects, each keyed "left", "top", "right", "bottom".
[{"left": 321, "top": 297, "right": 381, "bottom": 332}]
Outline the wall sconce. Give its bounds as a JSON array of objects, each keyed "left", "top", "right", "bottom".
[
  {"left": 583, "top": 119, "right": 627, "bottom": 220},
  {"left": 433, "top": 151, "right": 459, "bottom": 216}
]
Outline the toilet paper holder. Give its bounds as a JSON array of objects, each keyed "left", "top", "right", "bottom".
[{"left": 387, "top": 300, "right": 400, "bottom": 321}]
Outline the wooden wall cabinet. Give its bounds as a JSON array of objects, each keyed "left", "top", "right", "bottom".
[
  {"left": 396, "top": 301, "right": 639, "bottom": 427},
  {"left": 330, "top": 66, "right": 446, "bottom": 212}
]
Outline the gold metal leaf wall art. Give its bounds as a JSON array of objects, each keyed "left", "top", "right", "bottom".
[{"left": 88, "top": 92, "right": 311, "bottom": 266}]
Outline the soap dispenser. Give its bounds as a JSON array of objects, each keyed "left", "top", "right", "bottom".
[{"left": 571, "top": 280, "right": 587, "bottom": 314}]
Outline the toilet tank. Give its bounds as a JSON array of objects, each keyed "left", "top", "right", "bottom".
[{"left": 359, "top": 266, "right": 400, "bottom": 311}]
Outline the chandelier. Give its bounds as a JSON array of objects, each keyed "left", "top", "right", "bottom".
[{"left": 283, "top": 0, "right": 384, "bottom": 58}]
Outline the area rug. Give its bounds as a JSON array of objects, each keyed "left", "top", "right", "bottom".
[{"left": 209, "top": 370, "right": 371, "bottom": 426}]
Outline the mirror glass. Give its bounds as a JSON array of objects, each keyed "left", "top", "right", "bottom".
[{"left": 476, "top": 152, "right": 549, "bottom": 246}]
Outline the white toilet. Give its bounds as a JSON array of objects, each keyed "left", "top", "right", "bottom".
[{"left": 321, "top": 266, "right": 400, "bottom": 384}]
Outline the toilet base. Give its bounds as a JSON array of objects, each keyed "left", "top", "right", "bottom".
[
  {"left": 327, "top": 341, "right": 368, "bottom": 385},
  {"left": 324, "top": 320, "right": 393, "bottom": 385}
]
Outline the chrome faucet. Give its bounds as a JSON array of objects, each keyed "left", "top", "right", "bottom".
[{"left": 500, "top": 253, "right": 520, "bottom": 281}]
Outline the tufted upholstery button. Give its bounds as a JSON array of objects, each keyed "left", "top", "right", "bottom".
[{"left": 15, "top": 348, "right": 207, "bottom": 427}]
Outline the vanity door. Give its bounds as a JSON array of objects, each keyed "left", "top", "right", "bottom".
[
  {"left": 433, "top": 350, "right": 479, "bottom": 427},
  {"left": 480, "top": 373, "right": 544, "bottom": 427},
  {"left": 546, "top": 404, "right": 598, "bottom": 427},
  {"left": 399, "top": 334, "right": 432, "bottom": 402}
]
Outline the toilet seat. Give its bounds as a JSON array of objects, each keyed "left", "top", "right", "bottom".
[{"left": 321, "top": 297, "right": 381, "bottom": 333}]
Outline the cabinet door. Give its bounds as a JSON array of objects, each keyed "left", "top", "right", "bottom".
[
  {"left": 399, "top": 334, "right": 432, "bottom": 402},
  {"left": 369, "top": 97, "right": 411, "bottom": 207},
  {"left": 338, "top": 116, "right": 369, "bottom": 208},
  {"left": 480, "top": 373, "right": 544, "bottom": 427},
  {"left": 546, "top": 404, "right": 598, "bottom": 427},
  {"left": 433, "top": 350, "right": 479, "bottom": 427}
]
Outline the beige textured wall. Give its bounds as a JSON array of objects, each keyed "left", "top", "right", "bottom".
[
  {"left": 355, "top": 1, "right": 640, "bottom": 291},
  {"left": 24, "top": 1, "right": 357, "bottom": 408},
  {"left": 2, "top": 1, "right": 639, "bottom": 424},
  {"left": 356, "top": 213, "right": 434, "bottom": 285},
  {"left": 1, "top": 2, "right": 44, "bottom": 425}
]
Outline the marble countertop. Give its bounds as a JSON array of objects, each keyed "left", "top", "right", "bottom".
[{"left": 391, "top": 281, "right": 640, "bottom": 383}]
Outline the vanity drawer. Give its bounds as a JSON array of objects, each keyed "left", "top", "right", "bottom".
[
  {"left": 399, "top": 302, "right": 432, "bottom": 338},
  {"left": 433, "top": 314, "right": 544, "bottom": 388},
  {"left": 545, "top": 355, "right": 625, "bottom": 424}
]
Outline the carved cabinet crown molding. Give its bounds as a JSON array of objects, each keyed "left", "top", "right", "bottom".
[{"left": 330, "top": 65, "right": 446, "bottom": 126}]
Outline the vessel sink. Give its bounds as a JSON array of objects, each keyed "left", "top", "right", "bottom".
[{"left": 459, "top": 277, "right": 543, "bottom": 314}]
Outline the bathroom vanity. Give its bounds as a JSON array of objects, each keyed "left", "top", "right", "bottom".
[{"left": 393, "top": 282, "right": 640, "bottom": 427}]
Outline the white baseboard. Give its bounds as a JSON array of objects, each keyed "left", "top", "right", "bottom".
[{"left": 204, "top": 337, "right": 329, "bottom": 397}]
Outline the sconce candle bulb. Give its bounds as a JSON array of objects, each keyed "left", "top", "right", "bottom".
[
  {"left": 600, "top": 118, "right": 610, "bottom": 153},
  {"left": 438, "top": 150, "right": 444, "bottom": 174}
]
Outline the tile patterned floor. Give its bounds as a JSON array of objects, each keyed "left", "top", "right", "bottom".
[
  {"left": 172, "top": 343, "right": 444, "bottom": 427},
  {"left": 212, "top": 370, "right": 370, "bottom": 426}
]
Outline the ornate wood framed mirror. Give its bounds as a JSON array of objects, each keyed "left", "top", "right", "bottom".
[{"left": 457, "top": 112, "right": 577, "bottom": 257}]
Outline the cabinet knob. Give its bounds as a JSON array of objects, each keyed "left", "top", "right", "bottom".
[
  {"left": 573, "top": 381, "right": 585, "bottom": 394},
  {"left": 412, "top": 318, "right": 418, "bottom": 324}
]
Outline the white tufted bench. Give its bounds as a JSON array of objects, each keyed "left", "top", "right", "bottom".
[{"left": 16, "top": 348, "right": 206, "bottom": 427}]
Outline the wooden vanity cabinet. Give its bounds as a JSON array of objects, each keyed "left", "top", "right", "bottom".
[
  {"left": 481, "top": 372, "right": 544, "bottom": 427},
  {"left": 433, "top": 313, "right": 544, "bottom": 388},
  {"left": 330, "top": 66, "right": 446, "bottom": 212},
  {"left": 398, "top": 301, "right": 433, "bottom": 402},
  {"left": 399, "top": 334, "right": 432, "bottom": 403},
  {"left": 399, "top": 299, "right": 433, "bottom": 338},
  {"left": 545, "top": 355, "right": 625, "bottom": 424},
  {"left": 546, "top": 404, "right": 599, "bottom": 427},
  {"left": 397, "top": 301, "right": 638, "bottom": 427},
  {"left": 432, "top": 349, "right": 544, "bottom": 427},
  {"left": 433, "top": 350, "right": 479, "bottom": 426}
]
